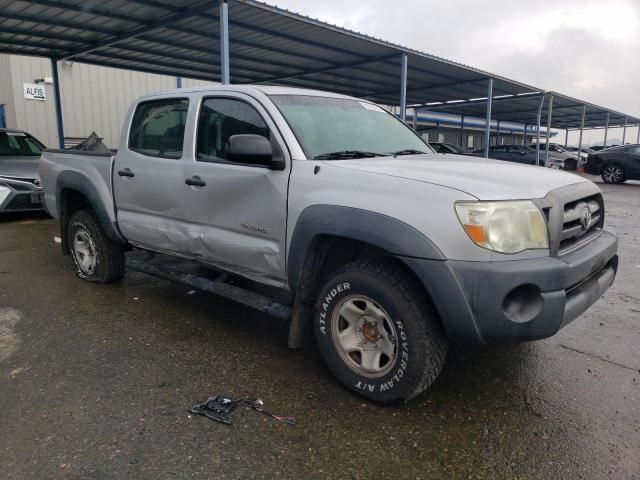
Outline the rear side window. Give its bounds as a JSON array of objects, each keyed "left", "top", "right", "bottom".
[
  {"left": 129, "top": 98, "right": 189, "bottom": 159},
  {"left": 196, "top": 98, "right": 270, "bottom": 163}
]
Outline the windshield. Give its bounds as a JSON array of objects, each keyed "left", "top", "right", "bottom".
[
  {"left": 0, "top": 131, "right": 45, "bottom": 156},
  {"left": 269, "top": 95, "right": 432, "bottom": 159}
]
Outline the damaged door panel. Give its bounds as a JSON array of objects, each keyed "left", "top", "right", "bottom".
[{"left": 182, "top": 94, "right": 289, "bottom": 283}]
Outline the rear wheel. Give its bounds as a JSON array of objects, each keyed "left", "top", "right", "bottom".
[
  {"left": 601, "top": 164, "right": 626, "bottom": 184},
  {"left": 314, "top": 258, "right": 448, "bottom": 404},
  {"left": 68, "top": 209, "right": 125, "bottom": 283}
]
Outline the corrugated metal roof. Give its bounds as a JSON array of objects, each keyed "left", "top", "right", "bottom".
[{"left": 0, "top": 0, "right": 637, "bottom": 129}]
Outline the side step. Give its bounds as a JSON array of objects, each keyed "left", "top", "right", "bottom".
[{"left": 127, "top": 257, "right": 291, "bottom": 320}]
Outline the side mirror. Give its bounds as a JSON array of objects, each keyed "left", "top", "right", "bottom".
[{"left": 226, "top": 134, "right": 284, "bottom": 170}]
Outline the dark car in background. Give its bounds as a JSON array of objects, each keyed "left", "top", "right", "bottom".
[
  {"left": 0, "top": 128, "right": 46, "bottom": 212},
  {"left": 430, "top": 142, "right": 476, "bottom": 155},
  {"left": 590, "top": 145, "right": 619, "bottom": 152},
  {"left": 585, "top": 144, "right": 640, "bottom": 183},
  {"left": 473, "top": 144, "right": 565, "bottom": 169}
]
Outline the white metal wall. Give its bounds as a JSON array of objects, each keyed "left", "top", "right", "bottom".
[{"left": 1, "top": 54, "right": 215, "bottom": 148}]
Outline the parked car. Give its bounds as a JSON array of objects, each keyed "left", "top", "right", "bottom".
[
  {"left": 0, "top": 128, "right": 46, "bottom": 212},
  {"left": 564, "top": 145, "right": 595, "bottom": 156},
  {"left": 528, "top": 143, "right": 582, "bottom": 170},
  {"left": 473, "top": 144, "right": 566, "bottom": 169},
  {"left": 585, "top": 144, "right": 640, "bottom": 183},
  {"left": 430, "top": 142, "right": 473, "bottom": 155},
  {"left": 40, "top": 86, "right": 618, "bottom": 404}
]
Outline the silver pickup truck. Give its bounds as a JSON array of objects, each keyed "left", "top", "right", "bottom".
[{"left": 40, "top": 86, "right": 618, "bottom": 404}]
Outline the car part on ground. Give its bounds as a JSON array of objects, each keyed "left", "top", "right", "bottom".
[
  {"left": 190, "top": 396, "right": 295, "bottom": 425},
  {"left": 39, "top": 85, "right": 618, "bottom": 404}
]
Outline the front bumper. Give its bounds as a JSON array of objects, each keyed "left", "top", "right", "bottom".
[
  {"left": 0, "top": 177, "right": 44, "bottom": 212},
  {"left": 402, "top": 230, "right": 618, "bottom": 345}
]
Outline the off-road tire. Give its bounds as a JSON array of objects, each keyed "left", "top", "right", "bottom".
[
  {"left": 314, "top": 257, "right": 448, "bottom": 404},
  {"left": 68, "top": 209, "right": 125, "bottom": 283}
]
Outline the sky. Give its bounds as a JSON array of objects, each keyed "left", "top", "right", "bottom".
[{"left": 267, "top": 0, "right": 640, "bottom": 146}]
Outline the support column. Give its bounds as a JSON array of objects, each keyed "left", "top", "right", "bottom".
[
  {"left": 565, "top": 129, "right": 568, "bottom": 147},
  {"left": 412, "top": 108, "right": 418, "bottom": 131},
  {"left": 220, "top": 0, "right": 230, "bottom": 85},
  {"left": 622, "top": 117, "right": 628, "bottom": 144},
  {"left": 577, "top": 105, "right": 586, "bottom": 162},
  {"left": 483, "top": 78, "right": 493, "bottom": 159},
  {"left": 603, "top": 111, "right": 610, "bottom": 148},
  {"left": 637, "top": 125, "right": 640, "bottom": 144},
  {"left": 459, "top": 115, "right": 465, "bottom": 148},
  {"left": 400, "top": 53, "right": 408, "bottom": 122},
  {"left": 495, "top": 120, "right": 500, "bottom": 146},
  {"left": 50, "top": 58, "right": 65, "bottom": 149},
  {"left": 545, "top": 94, "right": 554, "bottom": 167},
  {"left": 523, "top": 124, "right": 527, "bottom": 146},
  {"left": 535, "top": 93, "right": 545, "bottom": 166}
]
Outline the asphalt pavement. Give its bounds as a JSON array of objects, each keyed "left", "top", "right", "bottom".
[{"left": 0, "top": 175, "right": 638, "bottom": 479}]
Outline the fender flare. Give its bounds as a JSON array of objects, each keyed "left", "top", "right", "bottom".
[
  {"left": 287, "top": 205, "right": 444, "bottom": 291},
  {"left": 56, "top": 170, "right": 125, "bottom": 252}
]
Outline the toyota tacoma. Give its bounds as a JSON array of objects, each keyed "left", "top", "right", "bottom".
[{"left": 39, "top": 86, "right": 618, "bottom": 404}]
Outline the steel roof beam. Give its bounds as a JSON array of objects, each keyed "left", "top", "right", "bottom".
[
  {"left": 0, "top": 9, "right": 115, "bottom": 36},
  {"left": 253, "top": 53, "right": 399, "bottom": 84},
  {"left": 21, "top": 0, "right": 146, "bottom": 24},
  {"left": 57, "top": 1, "right": 220, "bottom": 60},
  {"left": 411, "top": 92, "right": 543, "bottom": 110}
]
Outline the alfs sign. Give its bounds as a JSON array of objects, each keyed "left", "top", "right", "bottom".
[{"left": 24, "top": 83, "right": 46, "bottom": 101}]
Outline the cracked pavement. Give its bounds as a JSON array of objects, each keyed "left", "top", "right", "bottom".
[{"left": 0, "top": 175, "right": 638, "bottom": 479}]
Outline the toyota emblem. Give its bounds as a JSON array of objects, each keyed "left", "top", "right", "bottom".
[{"left": 581, "top": 206, "right": 592, "bottom": 230}]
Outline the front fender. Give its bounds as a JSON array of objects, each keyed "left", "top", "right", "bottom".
[{"left": 287, "top": 205, "right": 444, "bottom": 291}]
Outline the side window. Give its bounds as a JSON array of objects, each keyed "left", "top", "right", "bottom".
[
  {"left": 129, "top": 98, "right": 189, "bottom": 159},
  {"left": 196, "top": 98, "right": 269, "bottom": 163},
  {"left": 625, "top": 146, "right": 640, "bottom": 156}
]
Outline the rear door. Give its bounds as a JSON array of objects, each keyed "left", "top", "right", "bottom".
[
  {"left": 182, "top": 93, "right": 290, "bottom": 284},
  {"left": 113, "top": 96, "right": 192, "bottom": 254}
]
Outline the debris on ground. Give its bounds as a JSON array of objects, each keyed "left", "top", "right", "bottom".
[{"left": 189, "top": 395, "right": 295, "bottom": 426}]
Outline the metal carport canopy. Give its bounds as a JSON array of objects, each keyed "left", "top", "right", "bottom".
[
  {"left": 420, "top": 92, "right": 640, "bottom": 130},
  {"left": 0, "top": 0, "right": 637, "bottom": 139},
  {"left": 0, "top": 0, "right": 537, "bottom": 101}
]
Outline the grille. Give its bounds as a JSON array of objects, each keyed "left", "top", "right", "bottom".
[
  {"left": 558, "top": 194, "right": 602, "bottom": 252},
  {"left": 4, "top": 193, "right": 42, "bottom": 211}
]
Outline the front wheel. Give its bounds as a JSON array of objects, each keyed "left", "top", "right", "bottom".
[
  {"left": 601, "top": 164, "right": 626, "bottom": 184},
  {"left": 68, "top": 209, "right": 125, "bottom": 283},
  {"left": 314, "top": 258, "right": 448, "bottom": 404}
]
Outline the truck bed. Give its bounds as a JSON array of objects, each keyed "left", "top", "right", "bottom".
[{"left": 39, "top": 149, "right": 115, "bottom": 222}]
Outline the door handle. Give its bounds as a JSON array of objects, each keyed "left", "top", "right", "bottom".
[
  {"left": 185, "top": 176, "right": 206, "bottom": 187},
  {"left": 117, "top": 168, "right": 135, "bottom": 178}
]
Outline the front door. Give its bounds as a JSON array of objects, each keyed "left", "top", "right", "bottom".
[
  {"left": 625, "top": 146, "right": 640, "bottom": 177},
  {"left": 113, "top": 96, "right": 192, "bottom": 254},
  {"left": 182, "top": 93, "right": 290, "bottom": 285}
]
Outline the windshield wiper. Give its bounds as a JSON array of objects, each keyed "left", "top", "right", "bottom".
[
  {"left": 391, "top": 149, "right": 427, "bottom": 157},
  {"left": 313, "top": 150, "right": 385, "bottom": 160}
]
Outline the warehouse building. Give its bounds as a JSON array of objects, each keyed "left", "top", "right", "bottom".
[{"left": 0, "top": 54, "right": 213, "bottom": 148}]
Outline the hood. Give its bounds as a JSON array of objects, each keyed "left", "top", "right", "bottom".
[
  {"left": 324, "top": 153, "right": 588, "bottom": 200},
  {"left": 0, "top": 155, "right": 40, "bottom": 180}
]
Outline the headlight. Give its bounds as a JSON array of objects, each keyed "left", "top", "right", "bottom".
[{"left": 455, "top": 201, "right": 549, "bottom": 254}]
